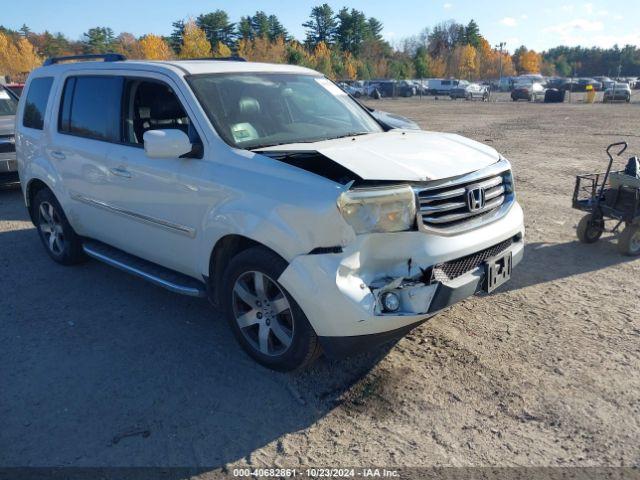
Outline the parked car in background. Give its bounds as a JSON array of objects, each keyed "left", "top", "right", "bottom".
[
  {"left": 603, "top": 83, "right": 632, "bottom": 102},
  {"left": 16, "top": 55, "right": 524, "bottom": 370},
  {"left": 546, "top": 77, "right": 567, "bottom": 90},
  {"left": 593, "top": 76, "right": 615, "bottom": 90},
  {"left": 0, "top": 85, "right": 19, "bottom": 177},
  {"left": 565, "top": 78, "right": 602, "bottom": 92},
  {"left": 428, "top": 78, "right": 462, "bottom": 95},
  {"left": 337, "top": 82, "right": 365, "bottom": 98},
  {"left": 511, "top": 81, "right": 545, "bottom": 101},
  {"left": 449, "top": 82, "right": 489, "bottom": 101},
  {"left": 5, "top": 83, "right": 24, "bottom": 97}
]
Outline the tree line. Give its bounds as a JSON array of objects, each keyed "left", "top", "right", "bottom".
[{"left": 2, "top": 5, "right": 640, "bottom": 82}]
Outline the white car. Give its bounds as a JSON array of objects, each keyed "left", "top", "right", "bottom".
[
  {"left": 603, "top": 83, "right": 631, "bottom": 103},
  {"left": 16, "top": 54, "right": 525, "bottom": 370},
  {"left": 0, "top": 85, "right": 19, "bottom": 175}
]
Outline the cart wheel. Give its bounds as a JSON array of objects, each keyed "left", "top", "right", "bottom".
[
  {"left": 617, "top": 224, "right": 640, "bottom": 256},
  {"left": 576, "top": 214, "right": 603, "bottom": 243}
]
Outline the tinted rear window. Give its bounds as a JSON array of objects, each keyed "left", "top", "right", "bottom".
[
  {"left": 59, "top": 76, "right": 123, "bottom": 142},
  {"left": 23, "top": 77, "right": 54, "bottom": 130}
]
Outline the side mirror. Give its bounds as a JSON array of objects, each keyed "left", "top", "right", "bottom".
[{"left": 143, "top": 129, "right": 193, "bottom": 159}]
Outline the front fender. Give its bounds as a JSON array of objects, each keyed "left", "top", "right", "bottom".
[{"left": 197, "top": 195, "right": 356, "bottom": 277}]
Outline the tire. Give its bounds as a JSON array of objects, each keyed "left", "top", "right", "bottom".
[
  {"left": 33, "top": 188, "right": 85, "bottom": 265},
  {"left": 618, "top": 224, "right": 640, "bottom": 256},
  {"left": 576, "top": 214, "right": 604, "bottom": 244},
  {"left": 222, "top": 246, "right": 321, "bottom": 371}
]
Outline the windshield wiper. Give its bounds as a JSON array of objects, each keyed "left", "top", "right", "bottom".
[{"left": 325, "top": 132, "right": 371, "bottom": 140}]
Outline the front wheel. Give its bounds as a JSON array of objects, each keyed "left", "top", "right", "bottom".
[
  {"left": 576, "top": 214, "right": 604, "bottom": 244},
  {"left": 618, "top": 225, "right": 640, "bottom": 256},
  {"left": 34, "top": 188, "right": 85, "bottom": 265},
  {"left": 222, "top": 246, "right": 321, "bottom": 371}
]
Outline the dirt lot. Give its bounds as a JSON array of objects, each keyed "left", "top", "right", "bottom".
[{"left": 1, "top": 95, "right": 639, "bottom": 471}]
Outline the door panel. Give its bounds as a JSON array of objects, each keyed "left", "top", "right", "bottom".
[{"left": 100, "top": 144, "right": 208, "bottom": 276}]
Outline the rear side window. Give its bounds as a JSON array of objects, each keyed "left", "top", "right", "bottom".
[
  {"left": 23, "top": 77, "right": 54, "bottom": 130},
  {"left": 59, "top": 76, "right": 123, "bottom": 142}
]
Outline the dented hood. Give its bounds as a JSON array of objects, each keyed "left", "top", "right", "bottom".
[{"left": 256, "top": 130, "right": 500, "bottom": 181}]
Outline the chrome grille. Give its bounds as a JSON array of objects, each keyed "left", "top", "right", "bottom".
[{"left": 415, "top": 163, "right": 514, "bottom": 233}]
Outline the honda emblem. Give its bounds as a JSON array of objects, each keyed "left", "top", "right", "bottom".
[{"left": 466, "top": 187, "right": 486, "bottom": 212}]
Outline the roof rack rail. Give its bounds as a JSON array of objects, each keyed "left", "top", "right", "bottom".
[
  {"left": 179, "top": 56, "right": 247, "bottom": 62},
  {"left": 43, "top": 53, "right": 127, "bottom": 66}
]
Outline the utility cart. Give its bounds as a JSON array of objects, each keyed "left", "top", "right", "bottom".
[{"left": 572, "top": 141, "right": 640, "bottom": 256}]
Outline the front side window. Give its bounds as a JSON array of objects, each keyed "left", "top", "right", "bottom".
[
  {"left": 23, "top": 77, "right": 54, "bottom": 130},
  {"left": 189, "top": 73, "right": 382, "bottom": 150},
  {"left": 59, "top": 76, "right": 123, "bottom": 142},
  {"left": 122, "top": 79, "right": 200, "bottom": 148},
  {"left": 0, "top": 88, "right": 18, "bottom": 117}
]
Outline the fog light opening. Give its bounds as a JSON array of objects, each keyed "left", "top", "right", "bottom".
[{"left": 381, "top": 291, "right": 400, "bottom": 313}]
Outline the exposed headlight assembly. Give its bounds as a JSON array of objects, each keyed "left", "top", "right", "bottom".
[{"left": 337, "top": 185, "right": 417, "bottom": 234}]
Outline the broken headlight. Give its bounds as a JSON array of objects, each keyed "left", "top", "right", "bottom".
[{"left": 337, "top": 185, "right": 417, "bottom": 234}]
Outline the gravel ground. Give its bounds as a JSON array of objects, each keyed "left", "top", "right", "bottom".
[{"left": 1, "top": 95, "right": 639, "bottom": 472}]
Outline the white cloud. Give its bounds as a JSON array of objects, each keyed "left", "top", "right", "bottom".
[
  {"left": 520, "top": 14, "right": 528, "bottom": 19},
  {"left": 560, "top": 4, "right": 575, "bottom": 12},
  {"left": 545, "top": 18, "right": 604, "bottom": 34},
  {"left": 443, "top": 3, "right": 453, "bottom": 9},
  {"left": 500, "top": 17, "right": 518, "bottom": 27},
  {"left": 584, "top": 2, "right": 594, "bottom": 14},
  {"left": 542, "top": 17, "right": 637, "bottom": 48}
]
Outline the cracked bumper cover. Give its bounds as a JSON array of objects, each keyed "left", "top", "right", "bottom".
[{"left": 278, "top": 202, "right": 525, "bottom": 355}]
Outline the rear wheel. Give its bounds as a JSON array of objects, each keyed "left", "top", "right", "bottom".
[
  {"left": 618, "top": 224, "right": 640, "bottom": 256},
  {"left": 576, "top": 214, "right": 604, "bottom": 244},
  {"left": 222, "top": 246, "right": 321, "bottom": 371},
  {"left": 34, "top": 188, "right": 85, "bottom": 265}
]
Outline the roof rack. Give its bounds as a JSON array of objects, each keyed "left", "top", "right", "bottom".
[
  {"left": 43, "top": 53, "right": 127, "bottom": 66},
  {"left": 179, "top": 56, "right": 247, "bottom": 62}
]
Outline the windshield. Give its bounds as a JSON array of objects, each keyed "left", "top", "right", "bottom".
[
  {"left": 0, "top": 88, "right": 18, "bottom": 117},
  {"left": 189, "top": 73, "right": 383, "bottom": 149}
]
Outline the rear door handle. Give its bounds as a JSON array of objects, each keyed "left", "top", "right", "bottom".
[
  {"left": 50, "top": 151, "right": 66, "bottom": 160},
  {"left": 110, "top": 167, "right": 132, "bottom": 179}
]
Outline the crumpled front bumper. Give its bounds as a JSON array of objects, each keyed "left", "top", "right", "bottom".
[{"left": 278, "top": 202, "right": 524, "bottom": 351}]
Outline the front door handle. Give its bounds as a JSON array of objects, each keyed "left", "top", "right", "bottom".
[
  {"left": 110, "top": 167, "right": 132, "bottom": 179},
  {"left": 50, "top": 151, "right": 66, "bottom": 160}
]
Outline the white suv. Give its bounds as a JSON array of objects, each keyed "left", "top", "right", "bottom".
[{"left": 16, "top": 54, "right": 524, "bottom": 370}]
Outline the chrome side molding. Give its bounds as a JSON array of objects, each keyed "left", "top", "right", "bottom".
[{"left": 70, "top": 192, "right": 196, "bottom": 238}]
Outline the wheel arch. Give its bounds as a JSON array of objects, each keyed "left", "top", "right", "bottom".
[
  {"left": 207, "top": 234, "right": 288, "bottom": 307},
  {"left": 25, "top": 177, "right": 54, "bottom": 224}
]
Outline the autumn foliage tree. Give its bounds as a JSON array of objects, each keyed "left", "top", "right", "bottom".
[
  {"left": 139, "top": 34, "right": 172, "bottom": 60},
  {"left": 0, "top": 32, "right": 41, "bottom": 78},
  {"left": 178, "top": 21, "right": 212, "bottom": 59}
]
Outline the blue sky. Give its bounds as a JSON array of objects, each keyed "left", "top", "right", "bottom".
[{"left": 3, "top": 0, "right": 639, "bottom": 52}]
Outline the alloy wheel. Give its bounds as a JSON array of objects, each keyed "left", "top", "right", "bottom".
[
  {"left": 232, "top": 271, "right": 294, "bottom": 356},
  {"left": 38, "top": 201, "right": 65, "bottom": 256}
]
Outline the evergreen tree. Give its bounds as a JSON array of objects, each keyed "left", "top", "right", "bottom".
[
  {"left": 464, "top": 20, "right": 481, "bottom": 48},
  {"left": 302, "top": 4, "right": 337, "bottom": 48},
  {"left": 82, "top": 27, "right": 115, "bottom": 53},
  {"left": 196, "top": 10, "right": 236, "bottom": 49}
]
